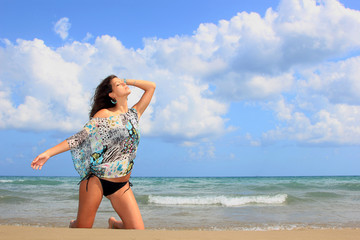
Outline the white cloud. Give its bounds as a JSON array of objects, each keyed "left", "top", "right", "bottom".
[
  {"left": 299, "top": 56, "right": 360, "bottom": 105},
  {"left": 0, "top": 39, "right": 89, "bottom": 131},
  {"left": 149, "top": 77, "right": 229, "bottom": 140},
  {"left": 187, "top": 142, "right": 216, "bottom": 159},
  {"left": 0, "top": 36, "right": 230, "bottom": 143},
  {"left": 260, "top": 54, "right": 360, "bottom": 145},
  {"left": 214, "top": 72, "right": 294, "bottom": 101},
  {"left": 138, "top": 0, "right": 360, "bottom": 102},
  {"left": 263, "top": 96, "right": 360, "bottom": 145},
  {"left": 54, "top": 17, "right": 71, "bottom": 40},
  {"left": 82, "top": 32, "right": 93, "bottom": 42},
  {"left": 1, "top": 0, "right": 360, "bottom": 146},
  {"left": 245, "top": 133, "right": 261, "bottom": 147},
  {"left": 6, "top": 158, "right": 14, "bottom": 164}
]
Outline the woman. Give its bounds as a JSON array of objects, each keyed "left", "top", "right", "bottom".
[{"left": 31, "top": 75, "right": 156, "bottom": 229}]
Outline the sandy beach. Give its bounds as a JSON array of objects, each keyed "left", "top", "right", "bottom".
[{"left": 0, "top": 226, "right": 359, "bottom": 240}]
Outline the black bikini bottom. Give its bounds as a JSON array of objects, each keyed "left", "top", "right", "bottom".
[
  {"left": 84, "top": 174, "right": 132, "bottom": 197},
  {"left": 99, "top": 178, "right": 132, "bottom": 196}
]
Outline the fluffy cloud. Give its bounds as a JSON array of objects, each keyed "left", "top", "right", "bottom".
[
  {"left": 1, "top": 0, "right": 360, "bottom": 146},
  {"left": 54, "top": 17, "right": 71, "bottom": 40},
  {"left": 263, "top": 96, "right": 360, "bottom": 145},
  {"left": 0, "top": 36, "right": 230, "bottom": 142},
  {"left": 139, "top": 0, "right": 360, "bottom": 101},
  {"left": 299, "top": 56, "right": 360, "bottom": 105},
  {"left": 261, "top": 55, "right": 360, "bottom": 145},
  {"left": 0, "top": 38, "right": 89, "bottom": 130}
]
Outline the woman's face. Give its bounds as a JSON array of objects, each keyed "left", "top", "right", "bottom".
[{"left": 109, "top": 77, "right": 131, "bottom": 99}]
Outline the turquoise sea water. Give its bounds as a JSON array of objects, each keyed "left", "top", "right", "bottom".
[{"left": 0, "top": 176, "right": 359, "bottom": 230}]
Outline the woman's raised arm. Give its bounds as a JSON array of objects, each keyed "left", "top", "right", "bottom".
[
  {"left": 126, "top": 79, "right": 156, "bottom": 118},
  {"left": 31, "top": 140, "right": 70, "bottom": 170}
]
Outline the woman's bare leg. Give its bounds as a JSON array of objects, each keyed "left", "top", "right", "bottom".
[
  {"left": 70, "top": 176, "right": 103, "bottom": 228},
  {"left": 107, "top": 183, "right": 144, "bottom": 229}
]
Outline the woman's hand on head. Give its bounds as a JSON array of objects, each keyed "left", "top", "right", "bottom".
[{"left": 31, "top": 152, "right": 50, "bottom": 170}]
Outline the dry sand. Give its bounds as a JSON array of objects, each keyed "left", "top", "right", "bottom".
[{"left": 0, "top": 226, "right": 359, "bottom": 240}]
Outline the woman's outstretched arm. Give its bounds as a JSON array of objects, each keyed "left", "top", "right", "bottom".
[
  {"left": 31, "top": 140, "right": 70, "bottom": 170},
  {"left": 126, "top": 79, "right": 156, "bottom": 118}
]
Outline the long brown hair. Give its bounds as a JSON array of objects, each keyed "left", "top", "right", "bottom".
[{"left": 89, "top": 75, "right": 117, "bottom": 118}]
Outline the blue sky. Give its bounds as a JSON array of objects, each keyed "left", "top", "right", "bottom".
[{"left": 1, "top": 0, "right": 360, "bottom": 177}]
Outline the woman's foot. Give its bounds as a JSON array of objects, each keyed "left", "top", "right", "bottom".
[
  {"left": 108, "top": 217, "right": 124, "bottom": 229},
  {"left": 69, "top": 219, "right": 77, "bottom": 228}
]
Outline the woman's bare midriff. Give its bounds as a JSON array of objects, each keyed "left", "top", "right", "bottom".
[{"left": 100, "top": 172, "right": 131, "bottom": 183}]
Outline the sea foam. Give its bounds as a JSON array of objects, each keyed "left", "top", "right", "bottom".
[
  {"left": 0, "top": 180, "right": 15, "bottom": 183},
  {"left": 148, "top": 194, "right": 288, "bottom": 206}
]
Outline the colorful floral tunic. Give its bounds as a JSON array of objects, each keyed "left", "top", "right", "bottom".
[{"left": 66, "top": 108, "right": 140, "bottom": 181}]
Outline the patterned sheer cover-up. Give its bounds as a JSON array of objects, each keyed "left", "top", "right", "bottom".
[{"left": 66, "top": 108, "right": 140, "bottom": 181}]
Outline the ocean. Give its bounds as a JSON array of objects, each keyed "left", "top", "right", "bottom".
[{"left": 0, "top": 176, "right": 359, "bottom": 230}]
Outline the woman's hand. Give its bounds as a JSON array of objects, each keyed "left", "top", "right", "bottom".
[
  {"left": 30, "top": 140, "right": 70, "bottom": 170},
  {"left": 31, "top": 152, "right": 50, "bottom": 170}
]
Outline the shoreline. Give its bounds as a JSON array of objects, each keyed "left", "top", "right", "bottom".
[
  {"left": 1, "top": 223, "right": 358, "bottom": 231},
  {"left": 1, "top": 225, "right": 360, "bottom": 240}
]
